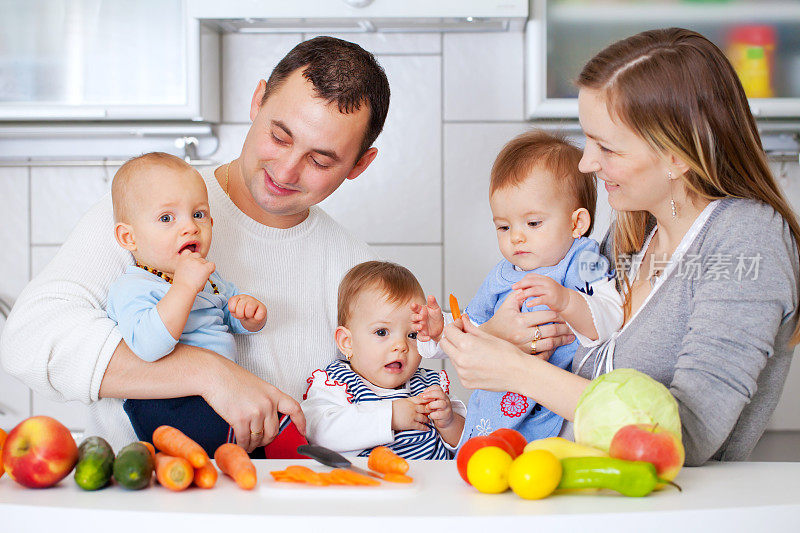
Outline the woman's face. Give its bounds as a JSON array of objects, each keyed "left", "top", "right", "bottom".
[{"left": 577, "top": 88, "right": 672, "bottom": 214}]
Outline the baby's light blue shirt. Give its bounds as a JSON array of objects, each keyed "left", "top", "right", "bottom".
[{"left": 107, "top": 265, "right": 254, "bottom": 362}]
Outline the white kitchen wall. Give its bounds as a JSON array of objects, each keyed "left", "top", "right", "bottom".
[{"left": 1, "top": 30, "right": 799, "bottom": 455}]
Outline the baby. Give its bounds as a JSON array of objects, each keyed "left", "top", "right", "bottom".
[
  {"left": 107, "top": 152, "right": 267, "bottom": 454},
  {"left": 415, "top": 130, "right": 623, "bottom": 445},
  {"left": 301, "top": 261, "right": 466, "bottom": 458}
]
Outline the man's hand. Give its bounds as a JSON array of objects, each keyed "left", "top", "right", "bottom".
[
  {"left": 228, "top": 294, "right": 268, "bottom": 332},
  {"left": 202, "top": 355, "right": 306, "bottom": 452},
  {"left": 411, "top": 295, "right": 445, "bottom": 342},
  {"left": 391, "top": 397, "right": 430, "bottom": 432},
  {"left": 172, "top": 250, "right": 216, "bottom": 294}
]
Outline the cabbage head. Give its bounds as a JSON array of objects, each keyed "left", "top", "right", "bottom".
[{"left": 574, "top": 368, "right": 682, "bottom": 451}]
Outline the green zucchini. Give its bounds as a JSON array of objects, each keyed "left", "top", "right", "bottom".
[
  {"left": 74, "top": 436, "right": 115, "bottom": 490},
  {"left": 113, "top": 442, "right": 154, "bottom": 490}
]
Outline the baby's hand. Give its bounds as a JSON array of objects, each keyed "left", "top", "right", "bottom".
[
  {"left": 228, "top": 294, "right": 268, "bottom": 332},
  {"left": 391, "top": 397, "right": 430, "bottom": 432},
  {"left": 410, "top": 295, "right": 445, "bottom": 342},
  {"left": 417, "top": 385, "right": 456, "bottom": 429},
  {"left": 173, "top": 250, "right": 216, "bottom": 294},
  {"left": 514, "top": 273, "right": 571, "bottom": 314}
]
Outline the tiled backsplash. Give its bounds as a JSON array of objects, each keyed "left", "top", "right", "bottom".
[{"left": 1, "top": 31, "right": 800, "bottom": 435}]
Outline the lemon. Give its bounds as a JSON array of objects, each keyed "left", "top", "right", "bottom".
[
  {"left": 466, "top": 446, "right": 513, "bottom": 494},
  {"left": 508, "top": 450, "right": 562, "bottom": 500}
]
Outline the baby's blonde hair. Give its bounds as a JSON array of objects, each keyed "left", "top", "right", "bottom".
[
  {"left": 112, "top": 152, "right": 194, "bottom": 223},
  {"left": 337, "top": 261, "right": 425, "bottom": 327}
]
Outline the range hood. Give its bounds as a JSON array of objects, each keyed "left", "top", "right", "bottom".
[{"left": 188, "top": 0, "right": 528, "bottom": 33}]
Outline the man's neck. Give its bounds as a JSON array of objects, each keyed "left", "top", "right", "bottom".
[{"left": 215, "top": 161, "right": 309, "bottom": 229}]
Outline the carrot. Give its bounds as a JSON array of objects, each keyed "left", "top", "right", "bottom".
[
  {"left": 341, "top": 469, "right": 380, "bottom": 486},
  {"left": 367, "top": 446, "right": 409, "bottom": 475},
  {"left": 449, "top": 294, "right": 461, "bottom": 321},
  {"left": 155, "top": 453, "right": 194, "bottom": 491},
  {"left": 152, "top": 425, "right": 209, "bottom": 468},
  {"left": 214, "top": 443, "right": 257, "bottom": 490},
  {"left": 139, "top": 441, "right": 156, "bottom": 463},
  {"left": 193, "top": 462, "right": 218, "bottom": 489},
  {"left": 383, "top": 473, "right": 414, "bottom": 483}
]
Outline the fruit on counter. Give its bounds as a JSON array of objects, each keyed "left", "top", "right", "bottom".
[
  {"left": 508, "top": 450, "right": 562, "bottom": 500},
  {"left": 1, "top": 415, "right": 79, "bottom": 488},
  {"left": 155, "top": 452, "right": 194, "bottom": 491},
  {"left": 74, "top": 436, "right": 115, "bottom": 491},
  {"left": 368, "top": 446, "right": 409, "bottom": 475},
  {"left": 152, "top": 425, "right": 209, "bottom": 468},
  {"left": 0, "top": 428, "right": 6, "bottom": 479},
  {"left": 574, "top": 368, "right": 681, "bottom": 452},
  {"left": 489, "top": 428, "right": 527, "bottom": 457},
  {"left": 193, "top": 461, "right": 218, "bottom": 489},
  {"left": 215, "top": 443, "right": 257, "bottom": 490},
  {"left": 113, "top": 442, "right": 155, "bottom": 490},
  {"left": 456, "top": 435, "right": 517, "bottom": 484},
  {"left": 609, "top": 424, "right": 685, "bottom": 482},
  {"left": 466, "top": 446, "right": 514, "bottom": 494},
  {"left": 523, "top": 437, "right": 607, "bottom": 460},
  {"left": 557, "top": 456, "right": 678, "bottom": 497}
]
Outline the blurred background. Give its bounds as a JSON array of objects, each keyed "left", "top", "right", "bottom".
[{"left": 1, "top": 0, "right": 798, "bottom": 460}]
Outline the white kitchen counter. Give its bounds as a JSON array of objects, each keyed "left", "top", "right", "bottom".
[{"left": 2, "top": 459, "right": 799, "bottom": 532}]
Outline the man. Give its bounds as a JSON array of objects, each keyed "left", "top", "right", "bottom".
[{"left": 0, "top": 37, "right": 389, "bottom": 452}]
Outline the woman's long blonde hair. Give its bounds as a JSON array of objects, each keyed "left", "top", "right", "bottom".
[{"left": 576, "top": 28, "right": 800, "bottom": 343}]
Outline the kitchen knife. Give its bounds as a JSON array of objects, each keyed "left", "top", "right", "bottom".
[{"left": 296, "top": 444, "right": 383, "bottom": 480}]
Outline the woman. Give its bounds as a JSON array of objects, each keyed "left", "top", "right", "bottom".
[{"left": 441, "top": 28, "right": 800, "bottom": 465}]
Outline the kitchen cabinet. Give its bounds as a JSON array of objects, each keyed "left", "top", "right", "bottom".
[
  {"left": 0, "top": 0, "right": 219, "bottom": 121},
  {"left": 527, "top": 0, "right": 800, "bottom": 119}
]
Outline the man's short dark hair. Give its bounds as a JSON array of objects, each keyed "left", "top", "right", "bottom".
[{"left": 262, "top": 36, "right": 390, "bottom": 158}]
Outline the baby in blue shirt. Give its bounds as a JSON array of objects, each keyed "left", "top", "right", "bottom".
[
  {"left": 107, "top": 152, "right": 267, "bottom": 454},
  {"left": 414, "top": 130, "right": 623, "bottom": 446}
]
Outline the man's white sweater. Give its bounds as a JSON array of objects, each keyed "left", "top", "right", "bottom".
[{"left": 0, "top": 168, "right": 374, "bottom": 450}]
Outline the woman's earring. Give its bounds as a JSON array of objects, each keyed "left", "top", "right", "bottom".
[
  {"left": 345, "top": 352, "right": 352, "bottom": 361},
  {"left": 669, "top": 171, "right": 677, "bottom": 219}
]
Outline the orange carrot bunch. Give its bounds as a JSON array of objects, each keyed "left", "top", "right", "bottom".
[
  {"left": 153, "top": 426, "right": 209, "bottom": 468},
  {"left": 155, "top": 453, "right": 194, "bottom": 491},
  {"left": 214, "top": 443, "right": 257, "bottom": 490},
  {"left": 193, "top": 461, "right": 218, "bottom": 489},
  {"left": 367, "top": 446, "right": 409, "bottom": 475}
]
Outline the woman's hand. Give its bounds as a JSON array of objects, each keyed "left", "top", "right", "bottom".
[
  {"left": 480, "top": 289, "right": 575, "bottom": 356},
  {"left": 440, "top": 315, "right": 529, "bottom": 392},
  {"left": 201, "top": 356, "right": 306, "bottom": 452}
]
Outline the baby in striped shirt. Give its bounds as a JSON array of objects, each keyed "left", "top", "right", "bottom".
[{"left": 301, "top": 261, "right": 466, "bottom": 459}]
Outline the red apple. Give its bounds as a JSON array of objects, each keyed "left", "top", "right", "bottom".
[
  {"left": 456, "top": 435, "right": 517, "bottom": 484},
  {"left": 490, "top": 428, "right": 527, "bottom": 458},
  {"left": 608, "top": 423, "right": 685, "bottom": 481},
  {"left": 2, "top": 416, "right": 79, "bottom": 488}
]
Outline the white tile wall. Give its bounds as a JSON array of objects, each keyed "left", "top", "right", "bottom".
[
  {"left": 0, "top": 167, "right": 31, "bottom": 430},
  {"left": 320, "top": 55, "right": 442, "bottom": 244},
  {"left": 30, "top": 166, "right": 114, "bottom": 245},
  {"left": 443, "top": 32, "right": 525, "bottom": 122},
  {"left": 372, "top": 244, "right": 442, "bottom": 304},
  {"left": 767, "top": 161, "right": 800, "bottom": 430},
  {"left": 443, "top": 122, "right": 526, "bottom": 301},
  {"left": 221, "top": 33, "right": 303, "bottom": 123}
]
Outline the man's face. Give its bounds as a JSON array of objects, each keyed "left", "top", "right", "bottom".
[{"left": 238, "top": 69, "right": 374, "bottom": 225}]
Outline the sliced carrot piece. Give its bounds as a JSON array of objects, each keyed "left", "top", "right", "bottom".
[{"left": 383, "top": 473, "right": 413, "bottom": 483}]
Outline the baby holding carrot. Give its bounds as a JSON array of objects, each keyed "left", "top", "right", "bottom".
[
  {"left": 107, "top": 152, "right": 267, "bottom": 454},
  {"left": 301, "top": 261, "right": 466, "bottom": 458},
  {"left": 414, "top": 130, "right": 623, "bottom": 445}
]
